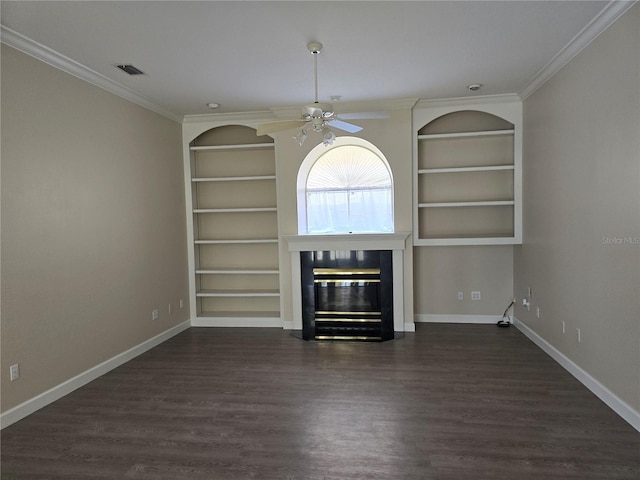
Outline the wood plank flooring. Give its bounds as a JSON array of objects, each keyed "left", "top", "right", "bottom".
[{"left": 2, "top": 324, "right": 639, "bottom": 479}]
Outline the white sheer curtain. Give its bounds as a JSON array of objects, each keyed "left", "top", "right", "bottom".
[{"left": 306, "top": 145, "right": 393, "bottom": 234}]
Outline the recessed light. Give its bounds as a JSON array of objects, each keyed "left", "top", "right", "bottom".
[
  {"left": 207, "top": 103, "right": 220, "bottom": 109},
  {"left": 330, "top": 95, "right": 341, "bottom": 102},
  {"left": 467, "top": 83, "right": 482, "bottom": 91}
]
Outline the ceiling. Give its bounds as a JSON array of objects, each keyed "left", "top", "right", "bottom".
[{"left": 0, "top": 1, "right": 623, "bottom": 119}]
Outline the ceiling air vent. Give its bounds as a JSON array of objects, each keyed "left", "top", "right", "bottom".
[{"left": 116, "top": 64, "right": 144, "bottom": 75}]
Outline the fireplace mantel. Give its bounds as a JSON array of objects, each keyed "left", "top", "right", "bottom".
[
  {"left": 283, "top": 232, "right": 410, "bottom": 252},
  {"left": 283, "top": 232, "right": 413, "bottom": 333}
]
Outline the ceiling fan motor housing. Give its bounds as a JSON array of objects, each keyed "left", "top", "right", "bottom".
[
  {"left": 301, "top": 103, "right": 333, "bottom": 132},
  {"left": 302, "top": 103, "right": 334, "bottom": 119}
]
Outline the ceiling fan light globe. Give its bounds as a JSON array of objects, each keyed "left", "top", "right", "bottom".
[
  {"left": 293, "top": 129, "right": 308, "bottom": 146},
  {"left": 322, "top": 127, "right": 336, "bottom": 146}
]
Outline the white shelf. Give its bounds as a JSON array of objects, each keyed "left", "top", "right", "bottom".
[
  {"left": 187, "top": 127, "right": 281, "bottom": 322},
  {"left": 418, "top": 200, "right": 515, "bottom": 208},
  {"left": 413, "top": 103, "right": 522, "bottom": 245},
  {"left": 418, "top": 236, "right": 519, "bottom": 246},
  {"left": 193, "top": 207, "right": 277, "bottom": 214},
  {"left": 192, "top": 175, "right": 276, "bottom": 182},
  {"left": 198, "top": 311, "right": 281, "bottom": 318},
  {"left": 196, "top": 268, "right": 279, "bottom": 275},
  {"left": 418, "top": 165, "right": 514, "bottom": 174},
  {"left": 194, "top": 238, "right": 278, "bottom": 244},
  {"left": 418, "top": 129, "right": 514, "bottom": 140},
  {"left": 196, "top": 289, "right": 280, "bottom": 297},
  {"left": 192, "top": 312, "right": 283, "bottom": 327},
  {"left": 190, "top": 143, "right": 274, "bottom": 151}
]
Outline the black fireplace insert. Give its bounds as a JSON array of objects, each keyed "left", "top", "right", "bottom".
[{"left": 301, "top": 250, "right": 394, "bottom": 341}]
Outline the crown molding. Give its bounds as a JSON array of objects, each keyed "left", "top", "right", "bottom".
[
  {"left": 414, "top": 94, "right": 521, "bottom": 110},
  {"left": 1, "top": 25, "right": 182, "bottom": 123},
  {"left": 182, "top": 110, "right": 275, "bottom": 125},
  {"left": 270, "top": 98, "right": 419, "bottom": 119},
  {"left": 519, "top": 0, "right": 637, "bottom": 100}
]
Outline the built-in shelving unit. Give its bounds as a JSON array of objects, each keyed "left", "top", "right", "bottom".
[
  {"left": 413, "top": 99, "right": 522, "bottom": 245},
  {"left": 187, "top": 125, "right": 280, "bottom": 324}
]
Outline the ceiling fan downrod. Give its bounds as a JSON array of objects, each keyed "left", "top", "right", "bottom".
[{"left": 307, "top": 42, "right": 323, "bottom": 104}]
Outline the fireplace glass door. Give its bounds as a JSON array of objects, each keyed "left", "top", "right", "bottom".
[{"left": 314, "top": 268, "right": 381, "bottom": 314}]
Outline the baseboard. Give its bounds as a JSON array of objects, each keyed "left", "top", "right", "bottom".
[
  {"left": 282, "top": 320, "right": 294, "bottom": 330},
  {"left": 190, "top": 317, "right": 283, "bottom": 328},
  {"left": 514, "top": 318, "right": 640, "bottom": 432},
  {"left": 414, "top": 314, "right": 502, "bottom": 324},
  {"left": 0, "top": 320, "right": 191, "bottom": 430}
]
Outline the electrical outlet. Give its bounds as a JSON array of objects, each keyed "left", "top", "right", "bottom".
[
  {"left": 179, "top": 298, "right": 184, "bottom": 309},
  {"left": 152, "top": 309, "right": 159, "bottom": 321},
  {"left": 576, "top": 328, "right": 581, "bottom": 343},
  {"left": 471, "top": 291, "right": 481, "bottom": 301},
  {"left": 10, "top": 364, "right": 20, "bottom": 382},
  {"left": 457, "top": 291, "right": 464, "bottom": 300},
  {"left": 528, "top": 287, "right": 533, "bottom": 298},
  {"left": 562, "top": 320, "right": 566, "bottom": 334},
  {"left": 168, "top": 303, "right": 172, "bottom": 315},
  {"left": 535, "top": 306, "right": 540, "bottom": 318},
  {"left": 522, "top": 298, "right": 530, "bottom": 311}
]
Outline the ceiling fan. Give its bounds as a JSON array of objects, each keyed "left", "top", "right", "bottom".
[{"left": 257, "top": 42, "right": 387, "bottom": 145}]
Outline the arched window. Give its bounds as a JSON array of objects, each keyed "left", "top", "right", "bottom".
[{"left": 297, "top": 137, "right": 394, "bottom": 234}]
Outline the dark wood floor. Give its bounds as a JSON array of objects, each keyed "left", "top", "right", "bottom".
[{"left": 2, "top": 324, "right": 638, "bottom": 479}]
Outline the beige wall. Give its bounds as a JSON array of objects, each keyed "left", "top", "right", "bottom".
[
  {"left": 514, "top": 4, "right": 640, "bottom": 410},
  {"left": 1, "top": 46, "right": 190, "bottom": 412},
  {"left": 414, "top": 245, "right": 513, "bottom": 316}
]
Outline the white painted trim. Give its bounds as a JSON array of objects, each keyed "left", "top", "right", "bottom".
[
  {"left": 181, "top": 113, "right": 277, "bottom": 149},
  {"left": 415, "top": 314, "right": 502, "bottom": 324},
  {"left": 403, "top": 323, "right": 416, "bottom": 333},
  {"left": 0, "top": 26, "right": 182, "bottom": 123},
  {"left": 392, "top": 249, "right": 407, "bottom": 332},
  {"left": 282, "top": 320, "right": 294, "bottom": 330},
  {"left": 182, "top": 110, "right": 275, "bottom": 124},
  {"left": 514, "top": 318, "right": 640, "bottom": 432},
  {"left": 414, "top": 94, "right": 521, "bottom": 110},
  {"left": 518, "top": 1, "right": 637, "bottom": 100},
  {"left": 284, "top": 232, "right": 410, "bottom": 252},
  {"left": 271, "top": 98, "right": 419, "bottom": 119},
  {"left": 289, "top": 252, "right": 303, "bottom": 331},
  {"left": 190, "top": 317, "right": 283, "bottom": 328},
  {"left": 0, "top": 321, "right": 191, "bottom": 430}
]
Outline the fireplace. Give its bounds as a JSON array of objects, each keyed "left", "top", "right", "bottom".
[
  {"left": 301, "top": 250, "right": 394, "bottom": 341},
  {"left": 284, "top": 233, "right": 413, "bottom": 335}
]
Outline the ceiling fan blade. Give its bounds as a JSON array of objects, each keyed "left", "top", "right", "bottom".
[
  {"left": 338, "top": 111, "right": 390, "bottom": 120},
  {"left": 328, "top": 119, "right": 363, "bottom": 133},
  {"left": 256, "top": 120, "right": 305, "bottom": 136}
]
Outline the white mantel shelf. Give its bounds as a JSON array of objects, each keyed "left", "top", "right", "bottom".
[
  {"left": 283, "top": 232, "right": 413, "bottom": 333},
  {"left": 284, "top": 232, "right": 410, "bottom": 252}
]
